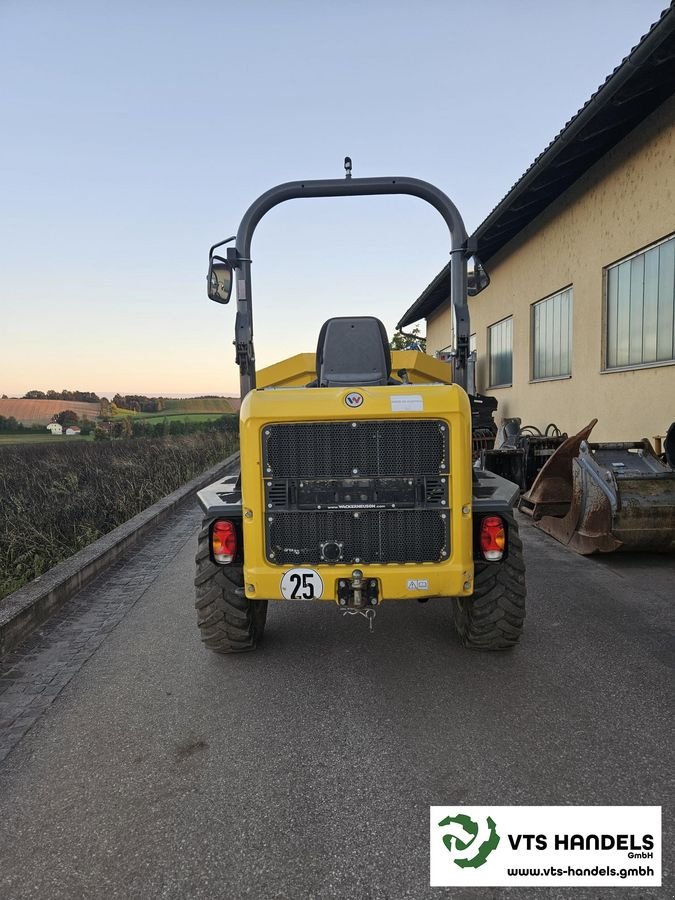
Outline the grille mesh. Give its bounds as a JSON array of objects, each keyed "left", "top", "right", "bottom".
[
  {"left": 267, "top": 510, "right": 447, "bottom": 565},
  {"left": 264, "top": 420, "right": 446, "bottom": 478}
]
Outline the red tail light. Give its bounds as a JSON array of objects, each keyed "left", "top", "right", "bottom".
[
  {"left": 479, "top": 515, "right": 505, "bottom": 561},
  {"left": 211, "top": 520, "right": 237, "bottom": 564}
]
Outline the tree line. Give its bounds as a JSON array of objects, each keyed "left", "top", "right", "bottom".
[
  {"left": 0, "top": 412, "right": 94, "bottom": 434},
  {"left": 110, "top": 394, "right": 166, "bottom": 413},
  {"left": 0, "top": 416, "right": 45, "bottom": 434},
  {"left": 20, "top": 389, "right": 167, "bottom": 413},
  {"left": 23, "top": 389, "right": 101, "bottom": 403}
]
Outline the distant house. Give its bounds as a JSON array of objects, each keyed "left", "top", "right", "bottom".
[
  {"left": 65, "top": 426, "right": 81, "bottom": 436},
  {"left": 46, "top": 423, "right": 62, "bottom": 435}
]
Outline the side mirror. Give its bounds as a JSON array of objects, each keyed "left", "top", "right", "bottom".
[
  {"left": 467, "top": 255, "right": 490, "bottom": 297},
  {"left": 207, "top": 256, "right": 233, "bottom": 304}
]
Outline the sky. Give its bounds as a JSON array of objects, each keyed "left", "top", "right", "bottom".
[{"left": 0, "top": 0, "right": 668, "bottom": 397}]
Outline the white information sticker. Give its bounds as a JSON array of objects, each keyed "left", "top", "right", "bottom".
[
  {"left": 280, "top": 568, "right": 324, "bottom": 601},
  {"left": 407, "top": 579, "right": 429, "bottom": 591},
  {"left": 391, "top": 394, "right": 423, "bottom": 412}
]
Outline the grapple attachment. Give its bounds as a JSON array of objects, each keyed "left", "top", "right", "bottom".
[{"left": 521, "top": 423, "right": 675, "bottom": 554}]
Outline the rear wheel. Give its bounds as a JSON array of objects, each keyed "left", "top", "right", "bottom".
[
  {"left": 194, "top": 524, "right": 267, "bottom": 653},
  {"left": 453, "top": 514, "right": 526, "bottom": 650}
]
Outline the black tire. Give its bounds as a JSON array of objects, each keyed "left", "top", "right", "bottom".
[
  {"left": 453, "top": 513, "right": 526, "bottom": 650},
  {"left": 194, "top": 523, "right": 267, "bottom": 653}
]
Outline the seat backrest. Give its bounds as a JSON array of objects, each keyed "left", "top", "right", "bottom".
[{"left": 316, "top": 317, "right": 392, "bottom": 387}]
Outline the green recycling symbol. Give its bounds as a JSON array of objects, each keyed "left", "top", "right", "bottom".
[{"left": 438, "top": 813, "right": 500, "bottom": 868}]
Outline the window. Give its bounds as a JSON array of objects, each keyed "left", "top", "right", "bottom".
[
  {"left": 606, "top": 235, "right": 675, "bottom": 369},
  {"left": 488, "top": 317, "right": 512, "bottom": 387},
  {"left": 532, "top": 287, "right": 573, "bottom": 380}
]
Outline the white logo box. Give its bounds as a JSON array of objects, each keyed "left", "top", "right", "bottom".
[{"left": 430, "top": 805, "right": 661, "bottom": 887}]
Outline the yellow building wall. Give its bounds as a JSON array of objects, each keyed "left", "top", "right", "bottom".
[
  {"left": 426, "top": 94, "right": 675, "bottom": 442},
  {"left": 426, "top": 301, "right": 453, "bottom": 355}
]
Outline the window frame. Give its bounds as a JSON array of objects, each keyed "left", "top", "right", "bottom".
[
  {"left": 529, "top": 285, "right": 573, "bottom": 383},
  {"left": 602, "top": 232, "right": 675, "bottom": 374},
  {"left": 487, "top": 315, "right": 513, "bottom": 389}
]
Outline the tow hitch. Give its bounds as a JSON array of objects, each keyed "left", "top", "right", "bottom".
[{"left": 336, "top": 569, "right": 379, "bottom": 631}]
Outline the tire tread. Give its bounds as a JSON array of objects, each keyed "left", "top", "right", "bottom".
[
  {"left": 194, "top": 523, "right": 267, "bottom": 654},
  {"left": 453, "top": 512, "right": 526, "bottom": 650}
]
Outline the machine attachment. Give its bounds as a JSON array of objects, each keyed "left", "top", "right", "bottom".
[
  {"left": 481, "top": 418, "right": 567, "bottom": 491},
  {"left": 520, "top": 419, "right": 675, "bottom": 554},
  {"left": 519, "top": 419, "right": 597, "bottom": 518}
]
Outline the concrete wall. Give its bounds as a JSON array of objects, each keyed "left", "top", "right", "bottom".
[{"left": 426, "top": 94, "right": 675, "bottom": 442}]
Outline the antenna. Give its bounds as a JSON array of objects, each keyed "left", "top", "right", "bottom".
[{"left": 344, "top": 156, "right": 352, "bottom": 179}]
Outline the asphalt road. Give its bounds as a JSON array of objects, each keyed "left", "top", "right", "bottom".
[{"left": 0, "top": 502, "right": 673, "bottom": 900}]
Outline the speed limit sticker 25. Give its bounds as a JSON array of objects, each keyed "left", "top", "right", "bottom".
[{"left": 280, "top": 568, "right": 324, "bottom": 600}]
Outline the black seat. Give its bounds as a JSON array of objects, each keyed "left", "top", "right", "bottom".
[{"left": 315, "top": 317, "right": 392, "bottom": 387}]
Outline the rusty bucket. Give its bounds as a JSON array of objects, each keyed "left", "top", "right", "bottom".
[
  {"left": 519, "top": 419, "right": 598, "bottom": 520},
  {"left": 523, "top": 433, "right": 675, "bottom": 554}
]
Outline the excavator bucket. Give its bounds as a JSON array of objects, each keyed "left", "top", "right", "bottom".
[
  {"left": 522, "top": 434, "right": 675, "bottom": 554},
  {"left": 519, "top": 419, "right": 598, "bottom": 520}
]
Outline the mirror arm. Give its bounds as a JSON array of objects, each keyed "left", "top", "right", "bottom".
[{"left": 209, "top": 236, "right": 236, "bottom": 260}]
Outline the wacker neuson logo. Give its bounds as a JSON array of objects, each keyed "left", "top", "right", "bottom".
[{"left": 430, "top": 806, "right": 661, "bottom": 887}]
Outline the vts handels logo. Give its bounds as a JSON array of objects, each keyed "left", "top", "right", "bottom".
[{"left": 438, "top": 813, "right": 500, "bottom": 868}]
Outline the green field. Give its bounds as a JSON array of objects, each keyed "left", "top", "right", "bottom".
[
  {"left": 163, "top": 397, "right": 232, "bottom": 413},
  {"left": 136, "top": 412, "right": 232, "bottom": 424},
  {"left": 0, "top": 433, "right": 93, "bottom": 446},
  {"left": 111, "top": 397, "right": 233, "bottom": 421}
]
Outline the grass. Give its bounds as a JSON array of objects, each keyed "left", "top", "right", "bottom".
[
  {"left": 0, "top": 433, "right": 94, "bottom": 446},
  {"left": 0, "top": 432, "right": 238, "bottom": 599}
]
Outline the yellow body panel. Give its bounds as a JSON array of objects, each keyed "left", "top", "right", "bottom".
[
  {"left": 256, "top": 351, "right": 453, "bottom": 388},
  {"left": 239, "top": 383, "right": 474, "bottom": 602}
]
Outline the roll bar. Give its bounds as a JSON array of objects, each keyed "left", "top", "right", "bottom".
[{"left": 227, "top": 173, "right": 471, "bottom": 397}]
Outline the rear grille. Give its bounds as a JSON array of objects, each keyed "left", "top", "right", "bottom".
[
  {"left": 267, "top": 510, "right": 447, "bottom": 565},
  {"left": 267, "top": 480, "right": 288, "bottom": 507},
  {"left": 424, "top": 477, "right": 445, "bottom": 505},
  {"left": 263, "top": 420, "right": 450, "bottom": 565},
  {"left": 263, "top": 420, "right": 446, "bottom": 477}
]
